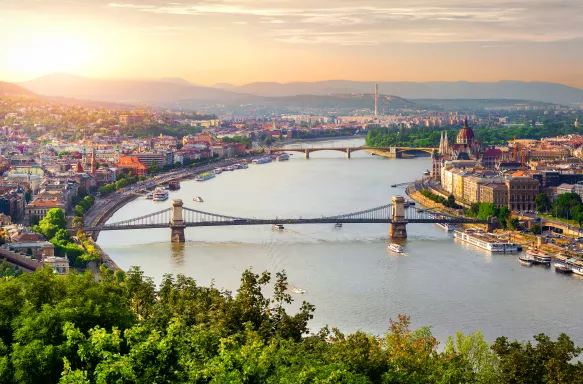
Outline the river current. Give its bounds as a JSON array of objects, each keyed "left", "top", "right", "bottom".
[{"left": 99, "top": 138, "right": 583, "bottom": 344}]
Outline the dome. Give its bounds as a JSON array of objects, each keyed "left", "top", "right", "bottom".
[{"left": 456, "top": 118, "right": 475, "bottom": 145}]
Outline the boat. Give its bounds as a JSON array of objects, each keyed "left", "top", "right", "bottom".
[
  {"left": 213, "top": 168, "right": 223, "bottom": 174},
  {"left": 407, "top": 201, "right": 415, "bottom": 206},
  {"left": 566, "top": 257, "right": 583, "bottom": 276},
  {"left": 272, "top": 224, "right": 284, "bottom": 230},
  {"left": 525, "top": 248, "right": 552, "bottom": 265},
  {"left": 290, "top": 287, "right": 306, "bottom": 294},
  {"left": 168, "top": 180, "right": 180, "bottom": 190},
  {"left": 518, "top": 255, "right": 534, "bottom": 266},
  {"left": 555, "top": 264, "right": 573, "bottom": 274},
  {"left": 195, "top": 173, "right": 216, "bottom": 181},
  {"left": 423, "top": 170, "right": 430, "bottom": 176},
  {"left": 335, "top": 223, "right": 342, "bottom": 228},
  {"left": 240, "top": 163, "right": 249, "bottom": 169},
  {"left": 387, "top": 243, "right": 404, "bottom": 253},
  {"left": 266, "top": 157, "right": 273, "bottom": 163},
  {"left": 152, "top": 187, "right": 169, "bottom": 201},
  {"left": 454, "top": 229, "right": 522, "bottom": 252},
  {"left": 436, "top": 223, "right": 458, "bottom": 232},
  {"left": 225, "top": 166, "right": 235, "bottom": 171},
  {"left": 253, "top": 157, "right": 270, "bottom": 164},
  {"left": 278, "top": 153, "right": 290, "bottom": 161},
  {"left": 146, "top": 193, "right": 153, "bottom": 200},
  {"left": 193, "top": 197, "right": 204, "bottom": 202}
]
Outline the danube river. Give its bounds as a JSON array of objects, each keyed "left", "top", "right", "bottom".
[{"left": 99, "top": 138, "right": 583, "bottom": 344}]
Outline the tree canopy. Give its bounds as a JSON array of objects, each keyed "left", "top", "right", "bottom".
[{"left": 0, "top": 267, "right": 581, "bottom": 383}]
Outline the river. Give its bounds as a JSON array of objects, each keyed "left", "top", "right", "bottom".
[{"left": 98, "top": 138, "right": 583, "bottom": 345}]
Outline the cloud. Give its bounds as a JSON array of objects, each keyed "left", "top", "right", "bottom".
[{"left": 107, "top": 0, "right": 583, "bottom": 45}]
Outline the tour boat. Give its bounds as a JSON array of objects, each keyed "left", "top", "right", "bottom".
[
  {"left": 454, "top": 229, "right": 521, "bottom": 252},
  {"left": 525, "top": 248, "right": 552, "bottom": 265},
  {"left": 423, "top": 170, "right": 430, "bottom": 176},
  {"left": 278, "top": 153, "right": 290, "bottom": 161},
  {"left": 168, "top": 180, "right": 180, "bottom": 190},
  {"left": 193, "top": 197, "right": 203, "bottom": 202},
  {"left": 213, "top": 168, "right": 223, "bottom": 174},
  {"left": 272, "top": 224, "right": 284, "bottom": 231},
  {"left": 152, "top": 188, "right": 169, "bottom": 201},
  {"left": 335, "top": 223, "right": 343, "bottom": 228},
  {"left": 240, "top": 163, "right": 249, "bottom": 169},
  {"left": 518, "top": 255, "right": 534, "bottom": 266},
  {"left": 387, "top": 243, "right": 404, "bottom": 253},
  {"left": 567, "top": 257, "right": 583, "bottom": 276},
  {"left": 555, "top": 265, "right": 573, "bottom": 274},
  {"left": 146, "top": 193, "right": 153, "bottom": 200},
  {"left": 291, "top": 287, "right": 306, "bottom": 294},
  {"left": 436, "top": 223, "right": 458, "bottom": 232},
  {"left": 195, "top": 173, "right": 216, "bottom": 181}
]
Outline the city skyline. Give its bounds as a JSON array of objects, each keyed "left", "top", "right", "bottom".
[{"left": 1, "top": 0, "right": 583, "bottom": 88}]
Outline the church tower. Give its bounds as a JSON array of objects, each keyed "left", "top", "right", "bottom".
[{"left": 90, "top": 146, "right": 96, "bottom": 176}]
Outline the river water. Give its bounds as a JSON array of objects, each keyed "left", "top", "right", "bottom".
[{"left": 99, "top": 138, "right": 583, "bottom": 345}]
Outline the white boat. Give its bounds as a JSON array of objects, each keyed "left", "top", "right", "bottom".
[
  {"left": 436, "top": 223, "right": 458, "bottom": 232},
  {"left": 387, "top": 243, "right": 404, "bottom": 253},
  {"left": 193, "top": 197, "right": 203, "bottom": 202},
  {"left": 225, "top": 166, "right": 235, "bottom": 171},
  {"left": 278, "top": 153, "right": 290, "bottom": 161},
  {"left": 290, "top": 287, "right": 306, "bottom": 294},
  {"left": 146, "top": 193, "right": 153, "bottom": 200},
  {"left": 423, "top": 170, "right": 430, "bottom": 176},
  {"left": 195, "top": 173, "right": 216, "bottom": 181},
  {"left": 525, "top": 248, "right": 552, "bottom": 265},
  {"left": 335, "top": 223, "right": 342, "bottom": 228},
  {"left": 454, "top": 229, "right": 521, "bottom": 252},
  {"left": 152, "top": 188, "right": 169, "bottom": 201},
  {"left": 272, "top": 224, "right": 284, "bottom": 230},
  {"left": 213, "top": 168, "right": 223, "bottom": 174}
]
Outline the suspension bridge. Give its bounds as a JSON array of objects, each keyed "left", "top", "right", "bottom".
[{"left": 78, "top": 197, "right": 490, "bottom": 242}]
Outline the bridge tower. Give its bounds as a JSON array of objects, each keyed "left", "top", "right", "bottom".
[
  {"left": 346, "top": 148, "right": 351, "bottom": 159},
  {"left": 170, "top": 199, "right": 186, "bottom": 242},
  {"left": 305, "top": 149, "right": 310, "bottom": 159},
  {"left": 389, "top": 195, "right": 407, "bottom": 238}
]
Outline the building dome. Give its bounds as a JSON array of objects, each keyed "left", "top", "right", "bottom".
[{"left": 456, "top": 118, "right": 475, "bottom": 145}]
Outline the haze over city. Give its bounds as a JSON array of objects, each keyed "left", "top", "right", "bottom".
[{"left": 2, "top": 0, "right": 583, "bottom": 87}]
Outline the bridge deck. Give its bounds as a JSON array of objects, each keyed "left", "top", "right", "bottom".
[{"left": 81, "top": 218, "right": 487, "bottom": 232}]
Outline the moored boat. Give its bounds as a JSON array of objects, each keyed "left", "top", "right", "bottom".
[
  {"left": 195, "top": 172, "right": 216, "bottom": 181},
  {"left": 152, "top": 187, "right": 169, "bottom": 201},
  {"left": 387, "top": 243, "right": 404, "bottom": 253},
  {"left": 168, "top": 180, "right": 180, "bottom": 190},
  {"left": 526, "top": 248, "right": 552, "bottom": 265},
  {"left": 423, "top": 170, "right": 430, "bottom": 176},
  {"left": 335, "top": 223, "right": 342, "bottom": 228},
  {"left": 213, "top": 168, "right": 223, "bottom": 174},
  {"left": 278, "top": 153, "right": 290, "bottom": 161},
  {"left": 555, "top": 265, "right": 573, "bottom": 274},
  {"left": 454, "top": 229, "right": 521, "bottom": 252},
  {"left": 272, "top": 224, "right": 284, "bottom": 230},
  {"left": 146, "top": 193, "right": 153, "bottom": 200},
  {"left": 518, "top": 255, "right": 534, "bottom": 266},
  {"left": 193, "top": 197, "right": 204, "bottom": 202}
]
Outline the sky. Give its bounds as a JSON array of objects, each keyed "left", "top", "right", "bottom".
[{"left": 1, "top": 0, "right": 583, "bottom": 87}]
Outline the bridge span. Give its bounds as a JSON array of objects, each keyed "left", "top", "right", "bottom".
[
  {"left": 269, "top": 146, "right": 436, "bottom": 159},
  {"left": 78, "top": 197, "right": 489, "bottom": 242}
]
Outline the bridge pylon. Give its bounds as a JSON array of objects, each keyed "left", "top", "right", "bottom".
[
  {"left": 305, "top": 149, "right": 310, "bottom": 159},
  {"left": 346, "top": 148, "right": 351, "bottom": 159},
  {"left": 171, "top": 199, "right": 186, "bottom": 242},
  {"left": 389, "top": 195, "right": 407, "bottom": 238}
]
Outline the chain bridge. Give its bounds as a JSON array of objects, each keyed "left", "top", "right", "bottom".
[
  {"left": 269, "top": 146, "right": 436, "bottom": 159},
  {"left": 80, "top": 197, "right": 490, "bottom": 242}
]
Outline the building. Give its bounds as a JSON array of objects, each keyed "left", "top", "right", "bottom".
[
  {"left": 116, "top": 156, "right": 147, "bottom": 176},
  {"left": 42, "top": 255, "right": 69, "bottom": 274},
  {"left": 25, "top": 197, "right": 66, "bottom": 220},
  {"left": 480, "top": 183, "right": 509, "bottom": 208},
  {"left": 506, "top": 177, "right": 539, "bottom": 211},
  {"left": 119, "top": 115, "right": 144, "bottom": 125},
  {"left": 135, "top": 152, "right": 168, "bottom": 167}
]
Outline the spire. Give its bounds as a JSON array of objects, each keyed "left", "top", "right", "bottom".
[
  {"left": 464, "top": 116, "right": 469, "bottom": 127},
  {"left": 439, "top": 131, "right": 444, "bottom": 154},
  {"left": 444, "top": 131, "right": 449, "bottom": 154}
]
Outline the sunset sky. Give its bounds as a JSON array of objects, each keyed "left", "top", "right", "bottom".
[{"left": 1, "top": 0, "right": 583, "bottom": 87}]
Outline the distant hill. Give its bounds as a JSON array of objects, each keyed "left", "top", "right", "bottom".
[
  {"left": 19, "top": 73, "right": 256, "bottom": 105},
  {"left": 0, "top": 81, "right": 37, "bottom": 97},
  {"left": 259, "top": 93, "right": 415, "bottom": 110},
  {"left": 230, "top": 80, "right": 583, "bottom": 105}
]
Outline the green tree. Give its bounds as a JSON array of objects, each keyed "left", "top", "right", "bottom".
[
  {"left": 33, "top": 208, "right": 67, "bottom": 240},
  {"left": 530, "top": 224, "right": 542, "bottom": 234},
  {"left": 478, "top": 203, "right": 499, "bottom": 221},
  {"left": 507, "top": 217, "right": 521, "bottom": 231},
  {"left": 535, "top": 193, "right": 551, "bottom": 213}
]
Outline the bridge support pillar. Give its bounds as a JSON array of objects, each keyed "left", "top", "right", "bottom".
[
  {"left": 346, "top": 149, "right": 351, "bottom": 159},
  {"left": 390, "top": 195, "right": 408, "bottom": 238},
  {"left": 171, "top": 199, "right": 186, "bottom": 243},
  {"left": 305, "top": 149, "right": 310, "bottom": 160}
]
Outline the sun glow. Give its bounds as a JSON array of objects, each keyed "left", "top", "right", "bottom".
[{"left": 4, "top": 35, "right": 94, "bottom": 79}]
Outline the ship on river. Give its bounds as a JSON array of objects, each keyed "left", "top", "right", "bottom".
[{"left": 454, "top": 229, "right": 521, "bottom": 252}]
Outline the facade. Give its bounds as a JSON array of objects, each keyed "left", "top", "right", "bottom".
[
  {"left": 135, "top": 152, "right": 168, "bottom": 167},
  {"left": 42, "top": 256, "right": 70, "bottom": 274},
  {"left": 506, "top": 177, "right": 539, "bottom": 211},
  {"left": 116, "top": 156, "right": 147, "bottom": 176},
  {"left": 480, "top": 183, "right": 509, "bottom": 208}
]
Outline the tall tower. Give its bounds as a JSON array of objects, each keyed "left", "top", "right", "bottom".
[
  {"left": 374, "top": 84, "right": 379, "bottom": 117},
  {"left": 90, "top": 146, "right": 96, "bottom": 176}
]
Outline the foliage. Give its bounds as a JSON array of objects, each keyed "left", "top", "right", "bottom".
[
  {"left": 0, "top": 261, "right": 22, "bottom": 278},
  {"left": 0, "top": 267, "right": 582, "bottom": 383},
  {"left": 466, "top": 203, "right": 513, "bottom": 228},
  {"left": 507, "top": 217, "right": 521, "bottom": 231},
  {"left": 536, "top": 193, "right": 552, "bottom": 213},
  {"left": 420, "top": 189, "right": 461, "bottom": 209},
  {"left": 530, "top": 225, "right": 542, "bottom": 234},
  {"left": 33, "top": 208, "right": 67, "bottom": 240}
]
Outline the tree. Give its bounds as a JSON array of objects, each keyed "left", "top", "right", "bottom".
[
  {"left": 530, "top": 224, "right": 542, "bottom": 234},
  {"left": 33, "top": 209, "right": 67, "bottom": 240},
  {"left": 507, "top": 217, "right": 520, "bottom": 231},
  {"left": 498, "top": 206, "right": 511, "bottom": 229},
  {"left": 72, "top": 216, "right": 84, "bottom": 228},
  {"left": 478, "top": 203, "right": 499, "bottom": 221}
]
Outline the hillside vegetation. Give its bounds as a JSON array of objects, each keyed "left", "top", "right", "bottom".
[{"left": 0, "top": 267, "right": 581, "bottom": 383}]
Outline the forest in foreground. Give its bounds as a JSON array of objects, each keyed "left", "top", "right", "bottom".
[{"left": 0, "top": 266, "right": 582, "bottom": 383}]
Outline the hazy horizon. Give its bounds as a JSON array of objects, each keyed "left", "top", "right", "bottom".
[{"left": 2, "top": 0, "right": 582, "bottom": 87}]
